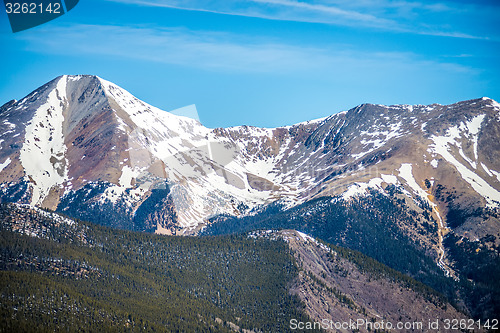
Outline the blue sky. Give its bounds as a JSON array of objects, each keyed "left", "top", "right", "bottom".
[{"left": 1, "top": 0, "right": 499, "bottom": 128}]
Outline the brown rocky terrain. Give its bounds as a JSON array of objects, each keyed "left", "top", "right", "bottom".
[{"left": 273, "top": 230, "right": 479, "bottom": 333}]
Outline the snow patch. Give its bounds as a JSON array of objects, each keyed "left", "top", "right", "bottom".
[
  {"left": 0, "top": 157, "right": 11, "bottom": 173},
  {"left": 342, "top": 175, "right": 396, "bottom": 200},
  {"left": 489, "top": 169, "right": 500, "bottom": 183},
  {"left": 119, "top": 165, "right": 139, "bottom": 187},
  {"left": 398, "top": 163, "right": 433, "bottom": 206},
  {"left": 100, "top": 166, "right": 144, "bottom": 205},
  {"left": 430, "top": 123, "right": 500, "bottom": 207},
  {"left": 381, "top": 174, "right": 398, "bottom": 184},
  {"left": 468, "top": 114, "right": 485, "bottom": 162},
  {"left": 459, "top": 148, "right": 476, "bottom": 169},
  {"left": 297, "top": 231, "right": 315, "bottom": 243},
  {"left": 19, "top": 75, "right": 69, "bottom": 205},
  {"left": 352, "top": 121, "right": 404, "bottom": 160},
  {"left": 481, "top": 163, "right": 493, "bottom": 178}
]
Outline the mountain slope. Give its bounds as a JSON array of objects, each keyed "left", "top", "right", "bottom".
[
  {"left": 1, "top": 204, "right": 475, "bottom": 332},
  {"left": 0, "top": 203, "right": 312, "bottom": 332},
  {"left": 1, "top": 76, "right": 499, "bottom": 322},
  {"left": 1, "top": 75, "right": 499, "bottom": 238},
  {"left": 276, "top": 230, "right": 471, "bottom": 333},
  {"left": 0, "top": 75, "right": 326, "bottom": 232}
]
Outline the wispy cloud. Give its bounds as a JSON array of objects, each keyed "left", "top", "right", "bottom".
[
  {"left": 249, "top": 0, "right": 397, "bottom": 28},
  {"left": 18, "top": 23, "right": 475, "bottom": 77},
  {"left": 19, "top": 24, "right": 334, "bottom": 73},
  {"left": 106, "top": 0, "right": 497, "bottom": 40},
  {"left": 107, "top": 0, "right": 399, "bottom": 30}
]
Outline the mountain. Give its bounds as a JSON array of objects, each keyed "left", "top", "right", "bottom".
[
  {"left": 274, "top": 229, "right": 469, "bottom": 333},
  {"left": 1, "top": 75, "right": 500, "bottom": 318},
  {"left": 0, "top": 203, "right": 472, "bottom": 332},
  {"left": 1, "top": 75, "right": 499, "bottom": 235},
  {"left": 0, "top": 203, "right": 311, "bottom": 332},
  {"left": 0, "top": 75, "right": 325, "bottom": 234}
]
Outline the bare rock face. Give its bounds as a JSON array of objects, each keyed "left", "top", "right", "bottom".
[
  {"left": 0, "top": 75, "right": 499, "bottom": 243},
  {"left": 277, "top": 230, "right": 474, "bottom": 333}
]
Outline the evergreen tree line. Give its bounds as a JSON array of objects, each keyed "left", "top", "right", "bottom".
[
  {"left": 0, "top": 203, "right": 318, "bottom": 332},
  {"left": 203, "top": 189, "right": 498, "bottom": 319}
]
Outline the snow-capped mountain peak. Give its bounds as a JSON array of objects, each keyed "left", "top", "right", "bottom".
[{"left": 1, "top": 76, "right": 499, "bottom": 235}]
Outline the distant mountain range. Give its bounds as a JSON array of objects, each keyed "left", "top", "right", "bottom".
[
  {"left": 1, "top": 75, "right": 499, "bottom": 233},
  {"left": 1, "top": 75, "right": 499, "bottom": 320}
]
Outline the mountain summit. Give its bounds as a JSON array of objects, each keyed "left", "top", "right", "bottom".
[
  {"left": 0, "top": 75, "right": 499, "bottom": 238},
  {"left": 2, "top": 75, "right": 500, "bottom": 321}
]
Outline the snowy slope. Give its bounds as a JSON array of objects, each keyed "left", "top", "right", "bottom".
[
  {"left": 19, "top": 76, "right": 69, "bottom": 205},
  {"left": 0, "top": 75, "right": 499, "bottom": 236}
]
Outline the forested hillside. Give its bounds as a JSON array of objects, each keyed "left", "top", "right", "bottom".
[
  {"left": 0, "top": 203, "right": 315, "bottom": 332},
  {"left": 204, "top": 190, "right": 500, "bottom": 320}
]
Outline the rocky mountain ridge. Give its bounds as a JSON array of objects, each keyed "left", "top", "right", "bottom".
[
  {"left": 1, "top": 75, "right": 500, "bottom": 320},
  {"left": 0, "top": 75, "right": 499, "bottom": 241}
]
